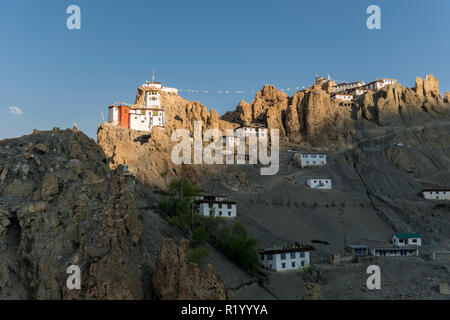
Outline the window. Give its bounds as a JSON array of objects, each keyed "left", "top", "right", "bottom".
[
  {"left": 300, "top": 251, "right": 305, "bottom": 258},
  {"left": 292, "top": 262, "right": 296, "bottom": 268},
  {"left": 260, "top": 254, "right": 264, "bottom": 260},
  {"left": 268, "top": 254, "right": 273, "bottom": 260},
  {"left": 281, "top": 263, "right": 286, "bottom": 269},
  {"left": 281, "top": 253, "right": 286, "bottom": 260},
  {"left": 290, "top": 252, "right": 296, "bottom": 259}
]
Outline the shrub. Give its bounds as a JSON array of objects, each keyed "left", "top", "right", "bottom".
[
  {"left": 213, "top": 222, "right": 261, "bottom": 275},
  {"left": 192, "top": 225, "right": 209, "bottom": 246},
  {"left": 188, "top": 247, "right": 209, "bottom": 264}
]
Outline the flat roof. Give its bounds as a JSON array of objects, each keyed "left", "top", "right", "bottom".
[
  {"left": 347, "top": 245, "right": 368, "bottom": 249},
  {"left": 196, "top": 200, "right": 236, "bottom": 205},
  {"left": 198, "top": 195, "right": 229, "bottom": 199},
  {"left": 333, "top": 81, "right": 364, "bottom": 86},
  {"left": 260, "top": 245, "right": 315, "bottom": 255},
  {"left": 393, "top": 233, "right": 421, "bottom": 239},
  {"left": 371, "top": 247, "right": 419, "bottom": 251},
  {"left": 422, "top": 189, "right": 450, "bottom": 192}
]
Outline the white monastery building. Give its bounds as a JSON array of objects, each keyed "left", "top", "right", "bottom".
[
  {"left": 329, "top": 77, "right": 397, "bottom": 101},
  {"left": 331, "top": 81, "right": 365, "bottom": 93},
  {"left": 362, "top": 78, "right": 396, "bottom": 91},
  {"left": 107, "top": 79, "right": 177, "bottom": 132},
  {"left": 195, "top": 195, "right": 237, "bottom": 218},
  {"left": 298, "top": 153, "right": 326, "bottom": 168},
  {"left": 307, "top": 178, "right": 332, "bottom": 190},
  {"left": 259, "top": 245, "right": 313, "bottom": 272},
  {"left": 331, "top": 93, "right": 353, "bottom": 101},
  {"left": 392, "top": 233, "right": 422, "bottom": 247},
  {"left": 422, "top": 189, "right": 450, "bottom": 200}
]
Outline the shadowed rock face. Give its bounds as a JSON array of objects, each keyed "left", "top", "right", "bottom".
[
  {"left": 0, "top": 129, "right": 228, "bottom": 300},
  {"left": 0, "top": 128, "right": 145, "bottom": 299},
  {"left": 153, "top": 238, "right": 227, "bottom": 300}
]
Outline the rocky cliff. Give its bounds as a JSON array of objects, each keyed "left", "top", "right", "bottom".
[
  {"left": 0, "top": 128, "right": 227, "bottom": 300},
  {"left": 0, "top": 128, "right": 145, "bottom": 299},
  {"left": 153, "top": 238, "right": 227, "bottom": 300},
  {"left": 97, "top": 86, "right": 236, "bottom": 189}
]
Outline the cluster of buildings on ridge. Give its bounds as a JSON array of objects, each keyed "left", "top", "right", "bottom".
[
  {"left": 107, "top": 76, "right": 398, "bottom": 132},
  {"left": 107, "top": 80, "right": 271, "bottom": 141},
  {"left": 326, "top": 77, "right": 397, "bottom": 107}
]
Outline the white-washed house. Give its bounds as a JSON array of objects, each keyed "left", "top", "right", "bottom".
[
  {"left": 298, "top": 153, "right": 326, "bottom": 168},
  {"left": 422, "top": 189, "right": 450, "bottom": 200},
  {"left": 259, "top": 246, "right": 313, "bottom": 272},
  {"left": 307, "top": 179, "right": 332, "bottom": 190},
  {"left": 195, "top": 195, "right": 236, "bottom": 218},
  {"left": 392, "top": 233, "right": 422, "bottom": 247}
]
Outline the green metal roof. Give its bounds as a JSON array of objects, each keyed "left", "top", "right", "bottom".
[{"left": 394, "top": 233, "right": 421, "bottom": 239}]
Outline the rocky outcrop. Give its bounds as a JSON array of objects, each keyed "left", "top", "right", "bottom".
[
  {"left": 152, "top": 238, "right": 227, "bottom": 300},
  {"left": 303, "top": 283, "right": 324, "bottom": 300},
  {"left": 0, "top": 128, "right": 145, "bottom": 299},
  {"left": 135, "top": 85, "right": 233, "bottom": 134},
  {"left": 98, "top": 86, "right": 237, "bottom": 189},
  {"left": 223, "top": 75, "right": 450, "bottom": 146},
  {"left": 222, "top": 85, "right": 289, "bottom": 137},
  {"left": 97, "top": 122, "right": 221, "bottom": 189}
]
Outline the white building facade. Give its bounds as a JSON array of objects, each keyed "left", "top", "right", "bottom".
[
  {"left": 235, "top": 126, "right": 268, "bottom": 140},
  {"left": 198, "top": 201, "right": 237, "bottom": 218},
  {"left": 370, "top": 247, "right": 419, "bottom": 257},
  {"left": 423, "top": 190, "right": 450, "bottom": 200},
  {"left": 128, "top": 108, "right": 165, "bottom": 132},
  {"left": 298, "top": 153, "right": 326, "bottom": 168},
  {"left": 331, "top": 81, "right": 365, "bottom": 93},
  {"left": 307, "top": 179, "right": 332, "bottom": 189},
  {"left": 331, "top": 93, "right": 353, "bottom": 101},
  {"left": 195, "top": 196, "right": 236, "bottom": 218},
  {"left": 392, "top": 233, "right": 422, "bottom": 246},
  {"left": 108, "top": 106, "right": 120, "bottom": 125},
  {"left": 260, "top": 249, "right": 311, "bottom": 272},
  {"left": 362, "top": 78, "right": 396, "bottom": 91}
]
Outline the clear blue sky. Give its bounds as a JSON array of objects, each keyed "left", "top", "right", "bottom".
[{"left": 1, "top": 0, "right": 449, "bottom": 139}]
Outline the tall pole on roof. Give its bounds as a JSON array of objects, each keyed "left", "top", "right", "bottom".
[{"left": 152, "top": 69, "right": 155, "bottom": 83}]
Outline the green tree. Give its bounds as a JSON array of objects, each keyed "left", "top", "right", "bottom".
[
  {"left": 188, "top": 247, "right": 210, "bottom": 264},
  {"left": 192, "top": 225, "right": 209, "bottom": 246}
]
